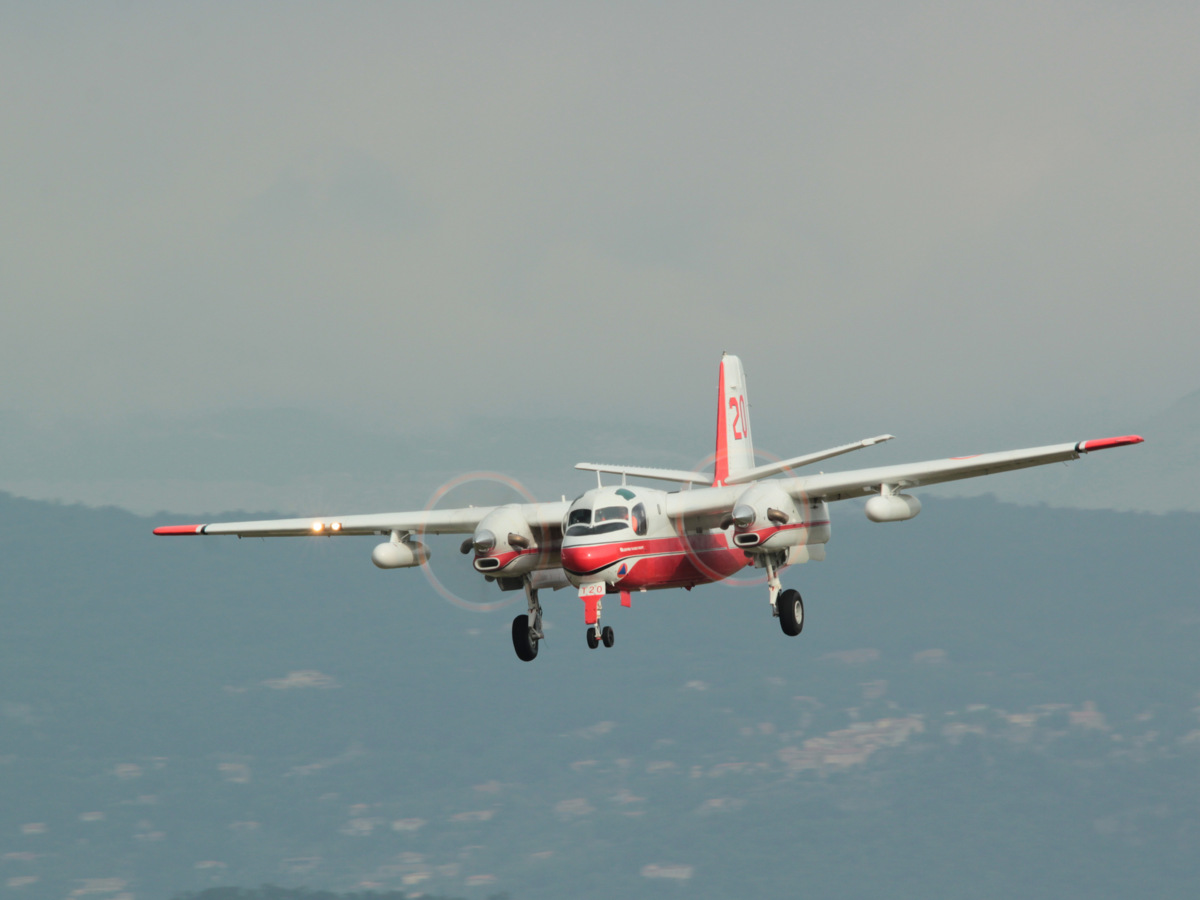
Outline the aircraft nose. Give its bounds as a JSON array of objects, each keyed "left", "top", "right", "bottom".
[{"left": 560, "top": 542, "right": 615, "bottom": 576}]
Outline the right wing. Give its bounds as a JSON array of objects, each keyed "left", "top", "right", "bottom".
[
  {"left": 661, "top": 435, "right": 1143, "bottom": 527},
  {"left": 154, "top": 501, "right": 571, "bottom": 538},
  {"left": 782, "top": 436, "right": 1144, "bottom": 504}
]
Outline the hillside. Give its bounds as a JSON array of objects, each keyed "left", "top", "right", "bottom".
[{"left": 1, "top": 492, "right": 1198, "bottom": 898}]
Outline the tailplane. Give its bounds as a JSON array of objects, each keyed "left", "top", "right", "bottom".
[{"left": 714, "top": 353, "right": 755, "bottom": 486}]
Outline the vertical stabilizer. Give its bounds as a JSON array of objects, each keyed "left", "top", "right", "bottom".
[{"left": 713, "top": 353, "right": 755, "bottom": 486}]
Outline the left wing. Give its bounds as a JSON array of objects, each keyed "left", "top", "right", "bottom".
[{"left": 154, "top": 501, "right": 571, "bottom": 538}]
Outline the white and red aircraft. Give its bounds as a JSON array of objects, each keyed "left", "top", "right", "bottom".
[{"left": 155, "top": 354, "right": 1143, "bottom": 661}]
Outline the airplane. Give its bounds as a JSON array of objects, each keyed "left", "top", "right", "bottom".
[{"left": 154, "top": 354, "right": 1143, "bottom": 661}]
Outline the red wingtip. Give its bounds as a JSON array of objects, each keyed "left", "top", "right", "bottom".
[
  {"left": 1079, "top": 435, "right": 1144, "bottom": 453},
  {"left": 153, "top": 524, "right": 205, "bottom": 535}
]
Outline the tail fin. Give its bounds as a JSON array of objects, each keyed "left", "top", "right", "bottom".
[{"left": 713, "top": 353, "right": 755, "bottom": 486}]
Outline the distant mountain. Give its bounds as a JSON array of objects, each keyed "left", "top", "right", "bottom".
[
  {"left": 1, "top": 492, "right": 1198, "bottom": 899},
  {"left": 172, "top": 888, "right": 459, "bottom": 900},
  {"left": 955, "top": 387, "right": 1200, "bottom": 513},
  {"left": 2, "top": 389, "right": 1193, "bottom": 516},
  {"left": 0, "top": 408, "right": 704, "bottom": 516}
]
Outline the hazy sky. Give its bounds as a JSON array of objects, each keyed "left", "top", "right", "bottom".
[{"left": 1, "top": 3, "right": 1196, "bottom": 512}]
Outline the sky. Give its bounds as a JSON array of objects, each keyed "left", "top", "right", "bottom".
[{"left": 1, "top": 2, "right": 1197, "bottom": 515}]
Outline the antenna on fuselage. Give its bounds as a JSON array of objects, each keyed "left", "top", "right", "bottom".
[{"left": 596, "top": 469, "right": 603, "bottom": 489}]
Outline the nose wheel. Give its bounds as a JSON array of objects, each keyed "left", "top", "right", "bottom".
[{"left": 586, "top": 625, "right": 615, "bottom": 649}]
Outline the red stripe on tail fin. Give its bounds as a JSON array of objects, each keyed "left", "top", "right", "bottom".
[{"left": 714, "top": 357, "right": 730, "bottom": 486}]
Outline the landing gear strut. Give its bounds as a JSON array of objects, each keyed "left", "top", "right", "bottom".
[
  {"left": 511, "top": 579, "right": 544, "bottom": 662},
  {"left": 764, "top": 552, "right": 804, "bottom": 637}
]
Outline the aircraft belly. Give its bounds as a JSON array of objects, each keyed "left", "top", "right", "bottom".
[
  {"left": 618, "top": 547, "right": 746, "bottom": 589},
  {"left": 561, "top": 533, "right": 747, "bottom": 588}
]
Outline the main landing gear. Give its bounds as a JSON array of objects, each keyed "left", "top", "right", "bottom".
[
  {"left": 511, "top": 579, "right": 544, "bottom": 662},
  {"left": 764, "top": 553, "right": 805, "bottom": 637},
  {"left": 777, "top": 588, "right": 804, "bottom": 637}
]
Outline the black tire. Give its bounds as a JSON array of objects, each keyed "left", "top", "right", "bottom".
[
  {"left": 778, "top": 589, "right": 804, "bottom": 637},
  {"left": 512, "top": 614, "right": 538, "bottom": 661},
  {"left": 601, "top": 625, "right": 615, "bottom": 648},
  {"left": 586, "top": 628, "right": 600, "bottom": 649}
]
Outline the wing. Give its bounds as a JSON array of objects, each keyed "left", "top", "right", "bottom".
[
  {"left": 154, "top": 500, "right": 572, "bottom": 538},
  {"left": 783, "top": 435, "right": 1144, "bottom": 504},
  {"left": 664, "top": 484, "right": 743, "bottom": 530},
  {"left": 663, "top": 435, "right": 1143, "bottom": 525}
]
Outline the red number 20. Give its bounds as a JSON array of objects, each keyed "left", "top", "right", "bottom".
[{"left": 729, "top": 395, "right": 749, "bottom": 440}]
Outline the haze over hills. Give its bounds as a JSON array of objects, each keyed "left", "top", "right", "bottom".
[
  {"left": 0, "top": 383, "right": 1190, "bottom": 517},
  {"left": 3, "top": 4, "right": 1196, "bottom": 896},
  {"left": 1, "top": 491, "right": 1197, "bottom": 898}
]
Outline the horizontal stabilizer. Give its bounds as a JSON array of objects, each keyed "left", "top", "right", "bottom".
[
  {"left": 575, "top": 463, "right": 712, "bottom": 485},
  {"left": 723, "top": 435, "right": 895, "bottom": 485}
]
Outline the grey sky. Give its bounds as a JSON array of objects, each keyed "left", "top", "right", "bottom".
[{"left": 1, "top": 3, "right": 1196, "bottom": 513}]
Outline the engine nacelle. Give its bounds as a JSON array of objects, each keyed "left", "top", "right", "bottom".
[
  {"left": 471, "top": 505, "right": 539, "bottom": 576},
  {"left": 865, "top": 492, "right": 922, "bottom": 523},
  {"left": 371, "top": 539, "right": 430, "bottom": 569},
  {"left": 729, "top": 482, "right": 807, "bottom": 552}
]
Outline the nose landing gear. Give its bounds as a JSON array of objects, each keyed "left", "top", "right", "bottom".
[
  {"left": 579, "top": 582, "right": 616, "bottom": 650},
  {"left": 587, "top": 624, "right": 614, "bottom": 649}
]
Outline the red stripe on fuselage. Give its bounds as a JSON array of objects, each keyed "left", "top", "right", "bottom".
[
  {"left": 561, "top": 533, "right": 748, "bottom": 588},
  {"left": 739, "top": 520, "right": 830, "bottom": 544},
  {"left": 474, "top": 544, "right": 560, "bottom": 573}
]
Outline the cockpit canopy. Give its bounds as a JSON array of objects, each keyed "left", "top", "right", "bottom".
[{"left": 564, "top": 493, "right": 648, "bottom": 537}]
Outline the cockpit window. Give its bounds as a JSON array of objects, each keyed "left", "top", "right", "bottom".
[
  {"left": 631, "top": 502, "right": 648, "bottom": 536},
  {"left": 593, "top": 506, "right": 629, "bottom": 523},
  {"left": 589, "top": 521, "right": 629, "bottom": 535},
  {"left": 565, "top": 503, "right": 632, "bottom": 537}
]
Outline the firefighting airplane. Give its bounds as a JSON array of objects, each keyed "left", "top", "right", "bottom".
[{"left": 155, "top": 354, "right": 1143, "bottom": 661}]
